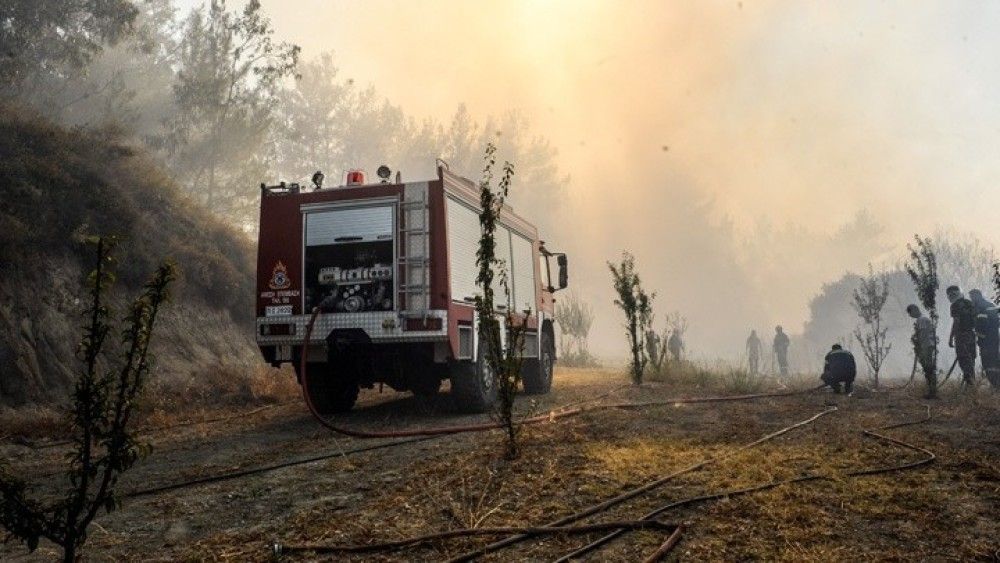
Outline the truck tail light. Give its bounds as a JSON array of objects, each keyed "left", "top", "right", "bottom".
[
  {"left": 261, "top": 323, "right": 296, "bottom": 336},
  {"left": 346, "top": 170, "right": 365, "bottom": 185},
  {"left": 403, "top": 317, "right": 443, "bottom": 331}
]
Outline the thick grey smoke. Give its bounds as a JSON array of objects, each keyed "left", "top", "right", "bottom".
[
  {"left": 239, "top": 1, "right": 1000, "bottom": 368},
  {"left": 29, "top": 0, "right": 1000, "bottom": 371}
]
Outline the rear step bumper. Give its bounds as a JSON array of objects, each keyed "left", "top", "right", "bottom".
[{"left": 256, "top": 310, "right": 448, "bottom": 346}]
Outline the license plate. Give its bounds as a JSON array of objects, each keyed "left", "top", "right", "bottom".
[{"left": 265, "top": 305, "right": 293, "bottom": 317}]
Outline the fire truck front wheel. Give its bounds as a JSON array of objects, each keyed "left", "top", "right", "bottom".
[
  {"left": 522, "top": 331, "right": 555, "bottom": 394},
  {"left": 303, "top": 363, "right": 359, "bottom": 414},
  {"left": 449, "top": 344, "right": 497, "bottom": 413}
]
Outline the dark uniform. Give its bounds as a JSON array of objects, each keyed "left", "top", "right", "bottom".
[
  {"left": 646, "top": 330, "right": 660, "bottom": 367},
  {"left": 746, "top": 331, "right": 762, "bottom": 375},
  {"left": 951, "top": 296, "right": 977, "bottom": 385},
  {"left": 821, "top": 346, "right": 856, "bottom": 394},
  {"left": 668, "top": 332, "right": 683, "bottom": 362},
  {"left": 971, "top": 290, "right": 1000, "bottom": 387},
  {"left": 773, "top": 329, "right": 790, "bottom": 376},
  {"left": 911, "top": 314, "right": 936, "bottom": 397}
]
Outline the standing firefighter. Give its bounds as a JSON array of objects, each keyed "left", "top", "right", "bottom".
[
  {"left": 970, "top": 289, "right": 1000, "bottom": 387},
  {"left": 947, "top": 285, "right": 977, "bottom": 386},
  {"left": 907, "top": 304, "right": 937, "bottom": 399},
  {"left": 746, "top": 329, "right": 762, "bottom": 375},
  {"left": 821, "top": 344, "right": 856, "bottom": 394},
  {"left": 667, "top": 331, "right": 684, "bottom": 362},
  {"left": 645, "top": 329, "right": 661, "bottom": 369},
  {"left": 773, "top": 325, "right": 790, "bottom": 376}
]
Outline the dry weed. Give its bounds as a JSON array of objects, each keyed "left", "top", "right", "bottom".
[{"left": 0, "top": 405, "right": 66, "bottom": 440}]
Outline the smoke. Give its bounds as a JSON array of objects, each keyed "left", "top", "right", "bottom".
[{"left": 201, "top": 1, "right": 1000, "bottom": 363}]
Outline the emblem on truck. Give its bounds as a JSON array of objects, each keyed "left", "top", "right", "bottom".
[{"left": 268, "top": 261, "right": 291, "bottom": 290}]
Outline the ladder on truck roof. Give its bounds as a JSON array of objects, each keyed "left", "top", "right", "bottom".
[{"left": 399, "top": 183, "right": 430, "bottom": 317}]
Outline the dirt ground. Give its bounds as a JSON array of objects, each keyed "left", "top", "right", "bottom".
[{"left": 2, "top": 367, "right": 999, "bottom": 562}]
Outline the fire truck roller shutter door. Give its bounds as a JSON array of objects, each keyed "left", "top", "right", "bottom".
[
  {"left": 511, "top": 232, "right": 535, "bottom": 312},
  {"left": 445, "top": 195, "right": 517, "bottom": 305},
  {"left": 305, "top": 205, "right": 394, "bottom": 245},
  {"left": 304, "top": 204, "right": 396, "bottom": 313},
  {"left": 446, "top": 196, "right": 482, "bottom": 303}
]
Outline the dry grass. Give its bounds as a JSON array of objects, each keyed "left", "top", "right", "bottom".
[
  {"left": 138, "top": 364, "right": 298, "bottom": 429},
  {"left": 145, "top": 363, "right": 296, "bottom": 409},
  {"left": 647, "top": 359, "right": 777, "bottom": 395},
  {"left": 7, "top": 365, "right": 991, "bottom": 562},
  {"left": 719, "top": 366, "right": 766, "bottom": 394},
  {"left": 0, "top": 405, "right": 66, "bottom": 440},
  {"left": 179, "top": 368, "right": 999, "bottom": 562},
  {"left": 1, "top": 364, "right": 299, "bottom": 442},
  {"left": 585, "top": 439, "right": 708, "bottom": 483}
]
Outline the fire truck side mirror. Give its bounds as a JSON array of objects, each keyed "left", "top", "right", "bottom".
[{"left": 556, "top": 254, "right": 568, "bottom": 291}]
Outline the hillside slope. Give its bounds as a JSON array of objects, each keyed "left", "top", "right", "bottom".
[{"left": 0, "top": 104, "right": 260, "bottom": 406}]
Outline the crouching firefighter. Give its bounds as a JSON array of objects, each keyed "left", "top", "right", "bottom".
[{"left": 821, "top": 344, "right": 856, "bottom": 394}]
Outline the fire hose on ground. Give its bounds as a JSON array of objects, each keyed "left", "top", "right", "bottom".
[
  {"left": 270, "top": 520, "right": 681, "bottom": 556},
  {"left": 119, "top": 361, "right": 820, "bottom": 498},
  {"left": 10, "top": 403, "right": 290, "bottom": 451},
  {"left": 116, "top": 310, "right": 919, "bottom": 554},
  {"left": 122, "top": 381, "right": 815, "bottom": 499},
  {"left": 271, "top": 406, "right": 837, "bottom": 558},
  {"left": 446, "top": 406, "right": 839, "bottom": 562},
  {"left": 271, "top": 406, "right": 935, "bottom": 561},
  {"left": 298, "top": 308, "right": 823, "bottom": 440},
  {"left": 551, "top": 406, "right": 935, "bottom": 562}
]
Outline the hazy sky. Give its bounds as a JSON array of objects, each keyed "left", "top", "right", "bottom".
[{"left": 180, "top": 0, "right": 1000, "bottom": 358}]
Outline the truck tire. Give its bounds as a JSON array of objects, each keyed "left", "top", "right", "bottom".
[
  {"left": 522, "top": 332, "right": 554, "bottom": 394},
  {"left": 450, "top": 343, "right": 497, "bottom": 413},
  {"left": 303, "top": 363, "right": 359, "bottom": 414}
]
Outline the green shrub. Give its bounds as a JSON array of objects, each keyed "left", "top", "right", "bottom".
[{"left": 720, "top": 367, "right": 765, "bottom": 394}]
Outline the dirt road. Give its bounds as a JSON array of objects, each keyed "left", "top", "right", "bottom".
[{"left": 3, "top": 368, "right": 999, "bottom": 561}]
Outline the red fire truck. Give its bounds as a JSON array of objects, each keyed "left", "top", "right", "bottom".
[{"left": 255, "top": 165, "right": 568, "bottom": 413}]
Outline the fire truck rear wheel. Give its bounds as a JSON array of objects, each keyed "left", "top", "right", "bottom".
[
  {"left": 522, "top": 332, "right": 554, "bottom": 394},
  {"left": 304, "top": 363, "right": 359, "bottom": 414},
  {"left": 450, "top": 344, "right": 497, "bottom": 413}
]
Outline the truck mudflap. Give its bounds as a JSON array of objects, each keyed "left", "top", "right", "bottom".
[{"left": 256, "top": 309, "right": 448, "bottom": 346}]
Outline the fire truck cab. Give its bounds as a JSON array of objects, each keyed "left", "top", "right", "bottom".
[{"left": 255, "top": 165, "right": 568, "bottom": 414}]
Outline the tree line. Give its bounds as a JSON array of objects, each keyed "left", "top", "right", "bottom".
[{"left": 0, "top": 0, "right": 566, "bottom": 230}]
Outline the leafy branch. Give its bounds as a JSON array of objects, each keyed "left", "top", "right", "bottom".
[
  {"left": 609, "top": 251, "right": 654, "bottom": 385},
  {"left": 0, "top": 236, "right": 176, "bottom": 562},
  {"left": 475, "top": 143, "right": 525, "bottom": 460},
  {"left": 852, "top": 264, "right": 892, "bottom": 387}
]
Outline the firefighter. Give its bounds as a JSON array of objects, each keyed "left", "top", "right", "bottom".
[
  {"left": 947, "top": 285, "right": 977, "bottom": 386},
  {"left": 645, "top": 329, "right": 660, "bottom": 368},
  {"left": 907, "top": 304, "right": 937, "bottom": 399},
  {"left": 746, "top": 329, "right": 762, "bottom": 375},
  {"left": 969, "top": 289, "right": 1000, "bottom": 388},
  {"left": 773, "top": 325, "right": 790, "bottom": 376},
  {"left": 821, "top": 344, "right": 856, "bottom": 394},
  {"left": 668, "top": 331, "right": 684, "bottom": 362}
]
